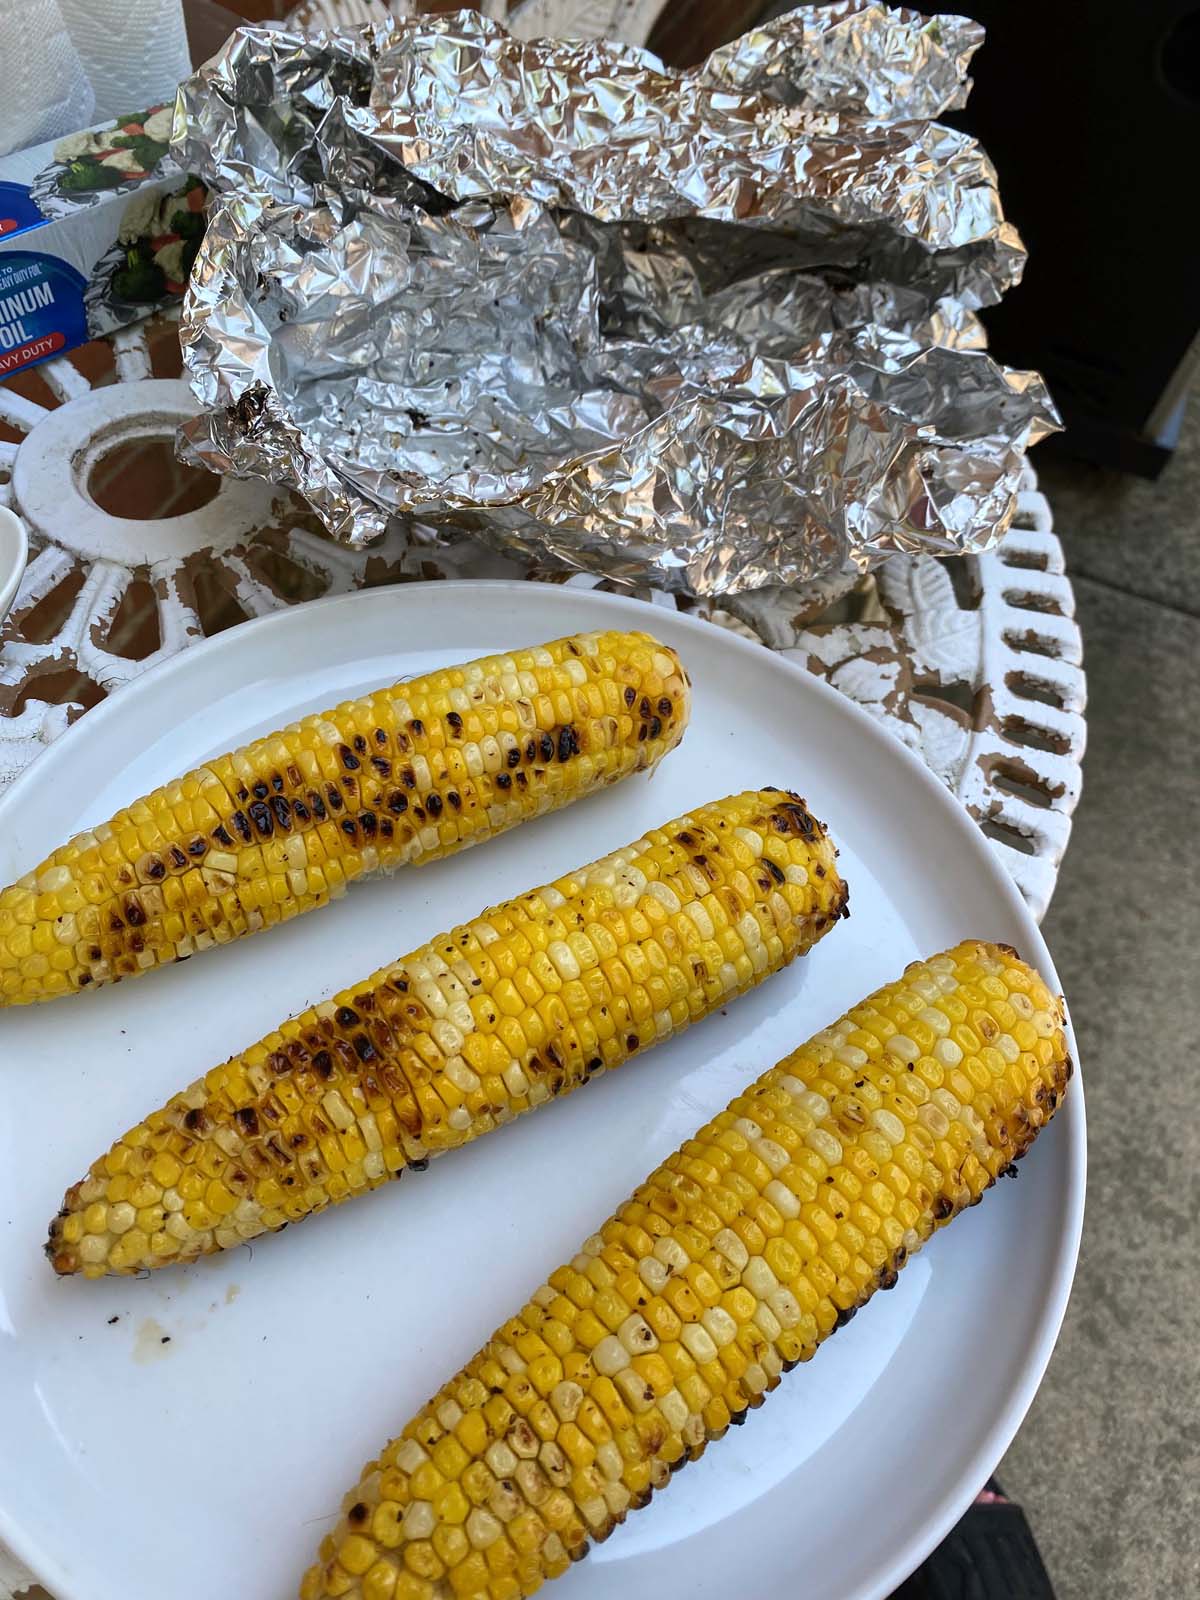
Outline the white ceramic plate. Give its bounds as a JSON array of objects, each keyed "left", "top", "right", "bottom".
[
  {"left": 0, "top": 582, "right": 1084, "bottom": 1600},
  {"left": 0, "top": 507, "right": 28, "bottom": 623}
]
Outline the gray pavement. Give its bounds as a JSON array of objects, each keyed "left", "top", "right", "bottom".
[{"left": 999, "top": 398, "right": 1200, "bottom": 1599}]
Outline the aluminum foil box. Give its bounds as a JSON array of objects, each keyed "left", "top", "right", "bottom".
[{"left": 0, "top": 105, "right": 206, "bottom": 377}]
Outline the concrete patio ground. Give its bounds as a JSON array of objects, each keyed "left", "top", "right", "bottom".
[{"left": 999, "top": 391, "right": 1200, "bottom": 1598}]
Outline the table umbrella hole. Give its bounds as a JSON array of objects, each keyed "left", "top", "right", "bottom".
[{"left": 86, "top": 436, "right": 220, "bottom": 522}]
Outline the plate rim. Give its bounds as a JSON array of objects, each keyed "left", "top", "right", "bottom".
[{"left": 0, "top": 579, "right": 1086, "bottom": 1600}]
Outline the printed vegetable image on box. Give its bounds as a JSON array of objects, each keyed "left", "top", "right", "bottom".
[
  {"left": 0, "top": 107, "right": 207, "bottom": 376},
  {"left": 84, "top": 176, "right": 207, "bottom": 337},
  {"left": 5, "top": 105, "right": 177, "bottom": 234}
]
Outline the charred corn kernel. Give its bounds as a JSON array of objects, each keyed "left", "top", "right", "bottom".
[
  {"left": 303, "top": 944, "right": 1070, "bottom": 1600},
  {"left": 3, "top": 630, "right": 691, "bottom": 1007},
  {"left": 49, "top": 789, "right": 846, "bottom": 1278}
]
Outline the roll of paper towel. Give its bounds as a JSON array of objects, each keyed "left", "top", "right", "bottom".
[
  {"left": 59, "top": 0, "right": 192, "bottom": 121},
  {"left": 0, "top": 0, "right": 95, "bottom": 158},
  {"left": 0, "top": 0, "right": 192, "bottom": 157}
]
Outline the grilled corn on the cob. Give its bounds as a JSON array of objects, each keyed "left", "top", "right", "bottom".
[
  {"left": 48, "top": 788, "right": 848, "bottom": 1277},
  {"left": 0, "top": 630, "right": 689, "bottom": 1007},
  {"left": 301, "top": 941, "right": 1070, "bottom": 1600}
]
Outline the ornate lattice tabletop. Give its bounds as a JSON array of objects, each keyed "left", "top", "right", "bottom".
[{"left": 0, "top": 308, "right": 1084, "bottom": 926}]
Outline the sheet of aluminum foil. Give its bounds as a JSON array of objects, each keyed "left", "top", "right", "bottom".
[{"left": 174, "top": 2, "right": 1058, "bottom": 595}]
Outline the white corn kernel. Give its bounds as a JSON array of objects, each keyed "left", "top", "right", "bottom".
[
  {"left": 485, "top": 1442, "right": 518, "bottom": 1478},
  {"left": 638, "top": 1256, "right": 669, "bottom": 1292},
  {"left": 592, "top": 1336, "right": 630, "bottom": 1376},
  {"left": 872, "top": 1109, "right": 906, "bottom": 1144},
  {"left": 401, "top": 1501, "right": 435, "bottom": 1540},
  {"left": 617, "top": 1314, "right": 658, "bottom": 1353},
  {"left": 614, "top": 1369, "right": 655, "bottom": 1411},
  {"left": 321, "top": 1090, "right": 355, "bottom": 1131},
  {"left": 659, "top": 1389, "right": 689, "bottom": 1430},
  {"left": 743, "top": 1256, "right": 778, "bottom": 1298},
  {"left": 764, "top": 1179, "right": 801, "bottom": 1219},
  {"left": 466, "top": 1509, "right": 501, "bottom": 1550},
  {"left": 713, "top": 1228, "right": 748, "bottom": 1271},
  {"left": 753, "top": 1137, "right": 789, "bottom": 1175},
  {"left": 701, "top": 1307, "right": 738, "bottom": 1347},
  {"left": 805, "top": 1127, "right": 843, "bottom": 1166},
  {"left": 680, "top": 1323, "right": 718, "bottom": 1363},
  {"left": 550, "top": 1381, "right": 583, "bottom": 1422},
  {"left": 768, "top": 1287, "right": 802, "bottom": 1328},
  {"left": 753, "top": 1301, "right": 782, "bottom": 1341},
  {"left": 653, "top": 1237, "right": 689, "bottom": 1273}
]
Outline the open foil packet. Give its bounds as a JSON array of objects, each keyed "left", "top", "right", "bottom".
[{"left": 174, "top": 2, "right": 1058, "bottom": 596}]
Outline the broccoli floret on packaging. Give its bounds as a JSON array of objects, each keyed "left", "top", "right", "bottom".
[
  {"left": 110, "top": 134, "right": 170, "bottom": 170},
  {"left": 59, "top": 159, "right": 123, "bottom": 194},
  {"left": 111, "top": 243, "right": 165, "bottom": 303}
]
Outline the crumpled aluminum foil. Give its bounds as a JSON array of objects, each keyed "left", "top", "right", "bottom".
[{"left": 174, "top": 2, "right": 1058, "bottom": 596}]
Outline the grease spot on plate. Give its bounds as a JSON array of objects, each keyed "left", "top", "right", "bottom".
[
  {"left": 133, "top": 1317, "right": 173, "bottom": 1363},
  {"left": 225, "top": 1283, "right": 240, "bottom": 1305}
]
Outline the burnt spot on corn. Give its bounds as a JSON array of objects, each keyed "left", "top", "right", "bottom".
[
  {"left": 309, "top": 791, "right": 327, "bottom": 820},
  {"left": 360, "top": 811, "right": 378, "bottom": 839},
  {"left": 293, "top": 799, "right": 310, "bottom": 824},
  {"left": 370, "top": 755, "right": 391, "bottom": 777},
  {"left": 353, "top": 1034, "right": 376, "bottom": 1062},
  {"left": 353, "top": 735, "right": 367, "bottom": 755},
  {"left": 387, "top": 789, "right": 409, "bottom": 815},
  {"left": 447, "top": 791, "right": 461, "bottom": 810},
  {"left": 763, "top": 858, "right": 785, "bottom": 884},
  {"left": 183, "top": 1108, "right": 207, "bottom": 1133},
  {"left": 252, "top": 780, "right": 269, "bottom": 800},
  {"left": 234, "top": 1107, "right": 260, "bottom": 1137},
  {"left": 326, "top": 784, "right": 343, "bottom": 812},
  {"left": 230, "top": 810, "right": 251, "bottom": 842},
  {"left": 400, "top": 767, "right": 416, "bottom": 790},
  {"left": 248, "top": 800, "right": 274, "bottom": 837},
  {"left": 187, "top": 836, "right": 208, "bottom": 857},
  {"left": 932, "top": 1195, "right": 955, "bottom": 1222},
  {"left": 337, "top": 744, "right": 359, "bottom": 771},
  {"left": 771, "top": 801, "right": 817, "bottom": 839},
  {"left": 212, "top": 824, "right": 233, "bottom": 848},
  {"left": 496, "top": 772, "right": 512, "bottom": 790},
  {"left": 167, "top": 845, "right": 188, "bottom": 870},
  {"left": 409, "top": 719, "right": 424, "bottom": 738},
  {"left": 123, "top": 896, "right": 146, "bottom": 927},
  {"left": 426, "top": 793, "right": 442, "bottom": 817},
  {"left": 341, "top": 818, "right": 357, "bottom": 837},
  {"left": 312, "top": 1051, "right": 333, "bottom": 1078},
  {"left": 336, "top": 1006, "right": 359, "bottom": 1028}
]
